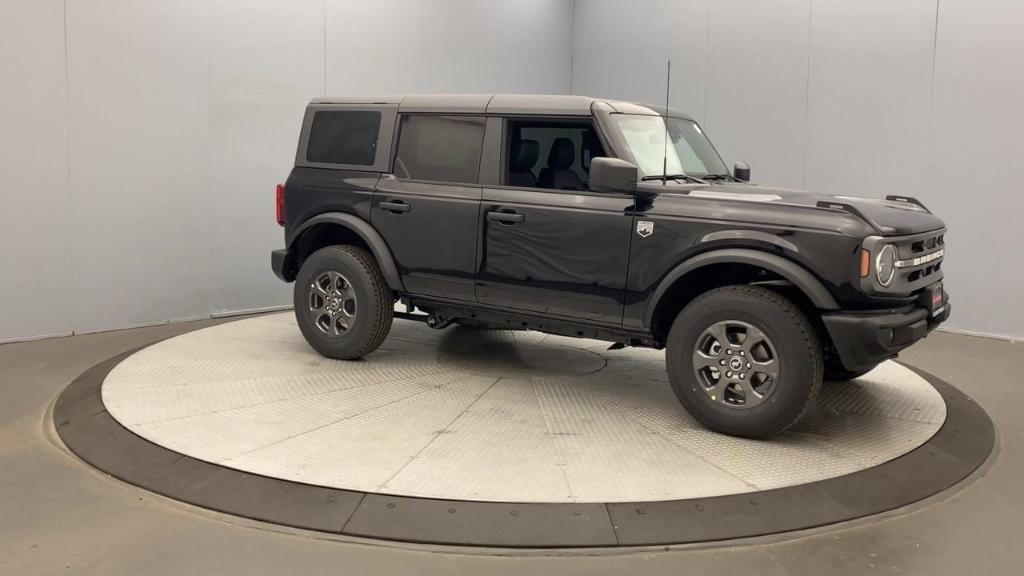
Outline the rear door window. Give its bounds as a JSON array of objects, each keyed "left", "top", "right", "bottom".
[
  {"left": 305, "top": 110, "right": 381, "bottom": 166},
  {"left": 394, "top": 115, "right": 486, "bottom": 184}
]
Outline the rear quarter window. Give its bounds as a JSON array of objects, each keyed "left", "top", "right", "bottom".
[{"left": 305, "top": 110, "right": 381, "bottom": 166}]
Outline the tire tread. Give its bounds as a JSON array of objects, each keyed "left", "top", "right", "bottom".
[{"left": 337, "top": 245, "right": 394, "bottom": 358}]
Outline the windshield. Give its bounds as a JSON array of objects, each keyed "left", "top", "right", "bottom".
[{"left": 608, "top": 114, "right": 729, "bottom": 178}]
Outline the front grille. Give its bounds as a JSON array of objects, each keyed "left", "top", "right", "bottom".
[
  {"left": 890, "top": 231, "right": 946, "bottom": 294},
  {"left": 910, "top": 233, "right": 944, "bottom": 254}
]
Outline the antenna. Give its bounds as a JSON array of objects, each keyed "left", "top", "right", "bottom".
[{"left": 661, "top": 60, "right": 671, "bottom": 185}]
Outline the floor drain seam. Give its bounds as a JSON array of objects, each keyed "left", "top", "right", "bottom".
[
  {"left": 532, "top": 379, "right": 578, "bottom": 503},
  {"left": 376, "top": 375, "right": 505, "bottom": 492},
  {"left": 218, "top": 373, "right": 481, "bottom": 465},
  {"left": 337, "top": 492, "right": 368, "bottom": 535}
]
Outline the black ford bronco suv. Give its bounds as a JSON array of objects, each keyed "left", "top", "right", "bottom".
[{"left": 271, "top": 94, "right": 950, "bottom": 438}]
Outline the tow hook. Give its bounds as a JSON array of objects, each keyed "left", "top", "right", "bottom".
[{"left": 426, "top": 314, "right": 454, "bottom": 330}]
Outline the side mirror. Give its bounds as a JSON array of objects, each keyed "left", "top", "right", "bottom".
[
  {"left": 589, "top": 157, "right": 638, "bottom": 194},
  {"left": 733, "top": 161, "right": 751, "bottom": 182}
]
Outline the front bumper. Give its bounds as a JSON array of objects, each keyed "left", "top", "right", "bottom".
[
  {"left": 822, "top": 296, "right": 951, "bottom": 372},
  {"left": 271, "top": 249, "right": 296, "bottom": 282}
]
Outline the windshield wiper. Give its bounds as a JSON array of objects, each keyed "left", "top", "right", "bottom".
[{"left": 641, "top": 173, "right": 707, "bottom": 184}]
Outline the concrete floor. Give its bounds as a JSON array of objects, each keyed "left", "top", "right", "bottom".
[{"left": 1, "top": 317, "right": 1021, "bottom": 575}]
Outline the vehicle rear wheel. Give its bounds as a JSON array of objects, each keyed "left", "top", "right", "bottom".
[
  {"left": 665, "top": 285, "right": 823, "bottom": 438},
  {"left": 293, "top": 245, "right": 393, "bottom": 360}
]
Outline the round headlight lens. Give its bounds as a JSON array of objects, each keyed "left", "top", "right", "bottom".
[{"left": 876, "top": 244, "right": 897, "bottom": 287}]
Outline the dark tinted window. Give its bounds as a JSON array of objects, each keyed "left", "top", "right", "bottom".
[
  {"left": 504, "top": 120, "right": 605, "bottom": 191},
  {"left": 305, "top": 110, "right": 381, "bottom": 165},
  {"left": 394, "top": 115, "right": 485, "bottom": 184}
]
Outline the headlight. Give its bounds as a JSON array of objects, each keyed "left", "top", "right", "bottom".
[{"left": 876, "top": 244, "right": 896, "bottom": 287}]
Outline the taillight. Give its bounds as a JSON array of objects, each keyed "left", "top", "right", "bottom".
[{"left": 275, "top": 184, "right": 285, "bottom": 226}]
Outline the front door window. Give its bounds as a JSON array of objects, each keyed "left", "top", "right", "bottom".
[{"left": 504, "top": 120, "right": 605, "bottom": 191}]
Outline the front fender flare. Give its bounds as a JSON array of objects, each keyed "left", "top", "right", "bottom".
[
  {"left": 644, "top": 248, "right": 840, "bottom": 328},
  {"left": 288, "top": 212, "right": 404, "bottom": 291}
]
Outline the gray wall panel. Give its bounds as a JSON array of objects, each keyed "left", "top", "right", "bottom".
[
  {"left": 208, "top": 0, "right": 324, "bottom": 315},
  {"left": 803, "top": 0, "right": 936, "bottom": 197},
  {"left": 571, "top": 0, "right": 708, "bottom": 120},
  {"left": 571, "top": 0, "right": 625, "bottom": 99},
  {"left": 326, "top": 0, "right": 573, "bottom": 96},
  {"left": 621, "top": 0, "right": 708, "bottom": 123},
  {"left": 704, "top": 0, "right": 812, "bottom": 189},
  {"left": 500, "top": 0, "right": 574, "bottom": 94},
  {"left": 66, "top": 0, "right": 212, "bottom": 333},
  {"left": 418, "top": 0, "right": 503, "bottom": 93},
  {"left": 925, "top": 0, "right": 1024, "bottom": 339},
  {"left": 325, "top": 0, "right": 424, "bottom": 95},
  {"left": 0, "top": 0, "right": 72, "bottom": 342}
]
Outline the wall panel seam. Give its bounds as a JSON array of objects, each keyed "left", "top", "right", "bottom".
[
  {"left": 322, "top": 0, "right": 327, "bottom": 93},
  {"left": 62, "top": 0, "right": 77, "bottom": 335},
  {"left": 801, "top": 0, "right": 814, "bottom": 189},
  {"left": 925, "top": 0, "right": 941, "bottom": 172},
  {"left": 569, "top": 0, "right": 576, "bottom": 94},
  {"left": 703, "top": 0, "right": 710, "bottom": 124},
  {"left": 206, "top": 0, "right": 215, "bottom": 320}
]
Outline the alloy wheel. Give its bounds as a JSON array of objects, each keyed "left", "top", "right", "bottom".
[
  {"left": 309, "top": 271, "right": 357, "bottom": 337},
  {"left": 692, "top": 320, "right": 779, "bottom": 408}
]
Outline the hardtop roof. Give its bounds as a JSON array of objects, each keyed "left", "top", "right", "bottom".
[{"left": 308, "top": 94, "right": 694, "bottom": 120}]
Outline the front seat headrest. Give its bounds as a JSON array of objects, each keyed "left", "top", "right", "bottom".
[
  {"left": 510, "top": 139, "right": 539, "bottom": 172},
  {"left": 547, "top": 138, "right": 576, "bottom": 170}
]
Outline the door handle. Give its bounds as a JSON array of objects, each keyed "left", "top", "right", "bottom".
[
  {"left": 487, "top": 211, "right": 525, "bottom": 224},
  {"left": 379, "top": 200, "right": 410, "bottom": 214}
]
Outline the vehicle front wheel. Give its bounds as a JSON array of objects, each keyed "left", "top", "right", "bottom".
[
  {"left": 665, "top": 285, "right": 823, "bottom": 438},
  {"left": 293, "top": 245, "right": 393, "bottom": 360}
]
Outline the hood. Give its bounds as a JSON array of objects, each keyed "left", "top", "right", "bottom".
[{"left": 672, "top": 183, "right": 945, "bottom": 237}]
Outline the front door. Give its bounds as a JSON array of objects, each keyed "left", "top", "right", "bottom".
[
  {"left": 475, "top": 119, "right": 633, "bottom": 324},
  {"left": 371, "top": 114, "right": 486, "bottom": 301}
]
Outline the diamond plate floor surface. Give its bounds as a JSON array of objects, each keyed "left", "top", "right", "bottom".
[{"left": 101, "top": 312, "right": 946, "bottom": 503}]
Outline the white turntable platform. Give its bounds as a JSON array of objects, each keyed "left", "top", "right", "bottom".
[{"left": 102, "top": 312, "right": 945, "bottom": 503}]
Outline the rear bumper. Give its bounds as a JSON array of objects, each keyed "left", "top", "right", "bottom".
[
  {"left": 822, "top": 296, "right": 951, "bottom": 372},
  {"left": 271, "top": 249, "right": 296, "bottom": 282}
]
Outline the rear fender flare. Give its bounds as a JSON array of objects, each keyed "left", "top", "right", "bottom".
[{"left": 289, "top": 212, "right": 404, "bottom": 291}]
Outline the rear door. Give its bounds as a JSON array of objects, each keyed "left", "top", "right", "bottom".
[
  {"left": 475, "top": 118, "right": 633, "bottom": 324},
  {"left": 372, "top": 114, "right": 486, "bottom": 302}
]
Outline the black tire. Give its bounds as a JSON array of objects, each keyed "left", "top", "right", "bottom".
[
  {"left": 665, "top": 285, "right": 823, "bottom": 438},
  {"left": 293, "top": 245, "right": 393, "bottom": 360}
]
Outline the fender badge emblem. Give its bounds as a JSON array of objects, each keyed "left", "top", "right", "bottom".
[{"left": 636, "top": 221, "right": 654, "bottom": 238}]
